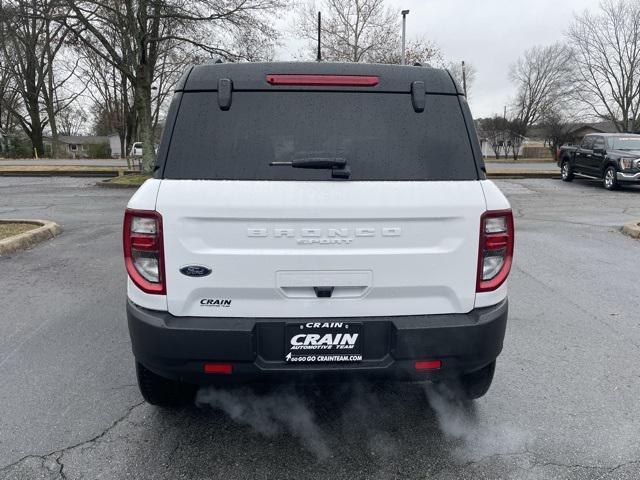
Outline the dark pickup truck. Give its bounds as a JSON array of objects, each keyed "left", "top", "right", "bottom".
[{"left": 558, "top": 133, "right": 640, "bottom": 190}]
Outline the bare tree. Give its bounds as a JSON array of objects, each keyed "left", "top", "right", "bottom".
[
  {"left": 77, "top": 39, "right": 136, "bottom": 157},
  {"left": 448, "top": 61, "right": 476, "bottom": 99},
  {"left": 54, "top": 0, "right": 289, "bottom": 172},
  {"left": 0, "top": 0, "right": 81, "bottom": 157},
  {"left": 374, "top": 35, "right": 444, "bottom": 66},
  {"left": 0, "top": 49, "right": 20, "bottom": 139},
  {"left": 506, "top": 119, "right": 527, "bottom": 161},
  {"left": 232, "top": 28, "right": 277, "bottom": 63},
  {"left": 539, "top": 111, "right": 573, "bottom": 159},
  {"left": 0, "top": 0, "right": 52, "bottom": 156},
  {"left": 509, "top": 42, "right": 574, "bottom": 130},
  {"left": 295, "top": 0, "right": 400, "bottom": 63},
  {"left": 57, "top": 105, "right": 87, "bottom": 136},
  {"left": 480, "top": 116, "right": 509, "bottom": 159},
  {"left": 150, "top": 46, "right": 186, "bottom": 131},
  {"left": 567, "top": 0, "right": 640, "bottom": 132},
  {"left": 42, "top": 43, "right": 85, "bottom": 156}
]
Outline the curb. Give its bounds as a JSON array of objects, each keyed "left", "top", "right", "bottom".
[
  {"left": 0, "top": 170, "right": 137, "bottom": 178},
  {"left": 0, "top": 219, "right": 63, "bottom": 256},
  {"left": 622, "top": 220, "right": 640, "bottom": 239},
  {"left": 0, "top": 171, "right": 117, "bottom": 177},
  {"left": 485, "top": 159, "right": 556, "bottom": 164},
  {"left": 96, "top": 180, "right": 141, "bottom": 189}
]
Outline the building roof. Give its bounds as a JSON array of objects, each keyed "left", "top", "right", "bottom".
[
  {"left": 567, "top": 121, "right": 618, "bottom": 135},
  {"left": 582, "top": 132, "right": 640, "bottom": 137},
  {"left": 519, "top": 120, "right": 619, "bottom": 141},
  {"left": 474, "top": 125, "right": 527, "bottom": 141},
  {"left": 49, "top": 135, "right": 110, "bottom": 144}
]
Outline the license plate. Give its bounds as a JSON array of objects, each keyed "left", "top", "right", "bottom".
[{"left": 285, "top": 322, "right": 363, "bottom": 363}]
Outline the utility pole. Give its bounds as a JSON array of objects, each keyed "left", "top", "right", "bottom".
[
  {"left": 401, "top": 10, "right": 409, "bottom": 65},
  {"left": 461, "top": 60, "right": 467, "bottom": 97},
  {"left": 316, "top": 11, "right": 322, "bottom": 62}
]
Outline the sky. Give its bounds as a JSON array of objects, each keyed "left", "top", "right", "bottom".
[{"left": 275, "top": 0, "right": 603, "bottom": 118}]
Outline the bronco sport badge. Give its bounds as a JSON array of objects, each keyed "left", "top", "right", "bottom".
[{"left": 247, "top": 226, "right": 402, "bottom": 245}]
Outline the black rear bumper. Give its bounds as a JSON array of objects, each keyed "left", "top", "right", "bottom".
[{"left": 127, "top": 299, "right": 508, "bottom": 384}]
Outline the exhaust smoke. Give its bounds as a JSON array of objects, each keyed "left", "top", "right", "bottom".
[
  {"left": 195, "top": 380, "right": 529, "bottom": 470},
  {"left": 424, "top": 382, "right": 530, "bottom": 462},
  {"left": 196, "top": 386, "right": 331, "bottom": 461}
]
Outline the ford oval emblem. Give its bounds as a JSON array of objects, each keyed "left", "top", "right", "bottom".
[{"left": 180, "top": 265, "right": 212, "bottom": 277}]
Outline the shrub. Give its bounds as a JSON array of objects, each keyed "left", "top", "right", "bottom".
[
  {"left": 4, "top": 137, "right": 34, "bottom": 158},
  {"left": 86, "top": 142, "right": 111, "bottom": 158}
]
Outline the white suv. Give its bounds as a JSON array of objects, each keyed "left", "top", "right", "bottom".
[{"left": 123, "top": 63, "right": 514, "bottom": 406}]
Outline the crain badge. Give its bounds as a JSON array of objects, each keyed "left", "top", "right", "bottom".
[
  {"left": 285, "top": 322, "right": 363, "bottom": 363},
  {"left": 200, "top": 299, "right": 232, "bottom": 307},
  {"left": 289, "top": 325, "right": 359, "bottom": 350},
  {"left": 180, "top": 265, "right": 212, "bottom": 277}
]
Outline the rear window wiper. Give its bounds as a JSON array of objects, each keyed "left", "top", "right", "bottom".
[
  {"left": 270, "top": 157, "right": 345, "bottom": 169},
  {"left": 270, "top": 157, "right": 351, "bottom": 178}
]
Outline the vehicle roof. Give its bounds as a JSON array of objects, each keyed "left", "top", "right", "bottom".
[
  {"left": 584, "top": 133, "right": 640, "bottom": 137},
  {"left": 176, "top": 62, "right": 461, "bottom": 95}
]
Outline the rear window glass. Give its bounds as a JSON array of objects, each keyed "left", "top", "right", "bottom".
[{"left": 163, "top": 91, "right": 477, "bottom": 181}]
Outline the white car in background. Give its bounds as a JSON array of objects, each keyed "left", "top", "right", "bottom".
[{"left": 129, "top": 142, "right": 143, "bottom": 157}]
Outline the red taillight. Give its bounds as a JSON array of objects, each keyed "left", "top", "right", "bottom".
[
  {"left": 203, "top": 363, "right": 233, "bottom": 374},
  {"left": 485, "top": 234, "right": 509, "bottom": 250},
  {"left": 415, "top": 360, "right": 442, "bottom": 370},
  {"left": 123, "top": 209, "right": 165, "bottom": 295},
  {"left": 477, "top": 209, "right": 514, "bottom": 292},
  {"left": 130, "top": 234, "right": 157, "bottom": 250},
  {"left": 266, "top": 74, "right": 379, "bottom": 87}
]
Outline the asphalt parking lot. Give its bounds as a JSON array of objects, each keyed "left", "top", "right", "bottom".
[{"left": 1, "top": 176, "right": 639, "bottom": 480}]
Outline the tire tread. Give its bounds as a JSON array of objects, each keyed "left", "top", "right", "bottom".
[{"left": 136, "top": 362, "right": 195, "bottom": 407}]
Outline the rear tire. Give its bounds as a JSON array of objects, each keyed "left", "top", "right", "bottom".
[
  {"left": 136, "top": 362, "right": 196, "bottom": 407},
  {"left": 561, "top": 160, "right": 574, "bottom": 182},
  {"left": 436, "top": 361, "right": 496, "bottom": 401},
  {"left": 459, "top": 361, "right": 496, "bottom": 399},
  {"left": 603, "top": 166, "right": 619, "bottom": 190}
]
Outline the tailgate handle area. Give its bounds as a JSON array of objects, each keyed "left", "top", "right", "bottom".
[
  {"left": 277, "top": 270, "right": 372, "bottom": 299},
  {"left": 313, "top": 286, "right": 334, "bottom": 298}
]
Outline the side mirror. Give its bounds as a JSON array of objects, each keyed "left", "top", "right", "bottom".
[{"left": 593, "top": 148, "right": 605, "bottom": 155}]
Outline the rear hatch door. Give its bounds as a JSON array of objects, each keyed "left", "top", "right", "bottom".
[
  {"left": 156, "top": 73, "right": 484, "bottom": 318},
  {"left": 158, "top": 180, "right": 485, "bottom": 317}
]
